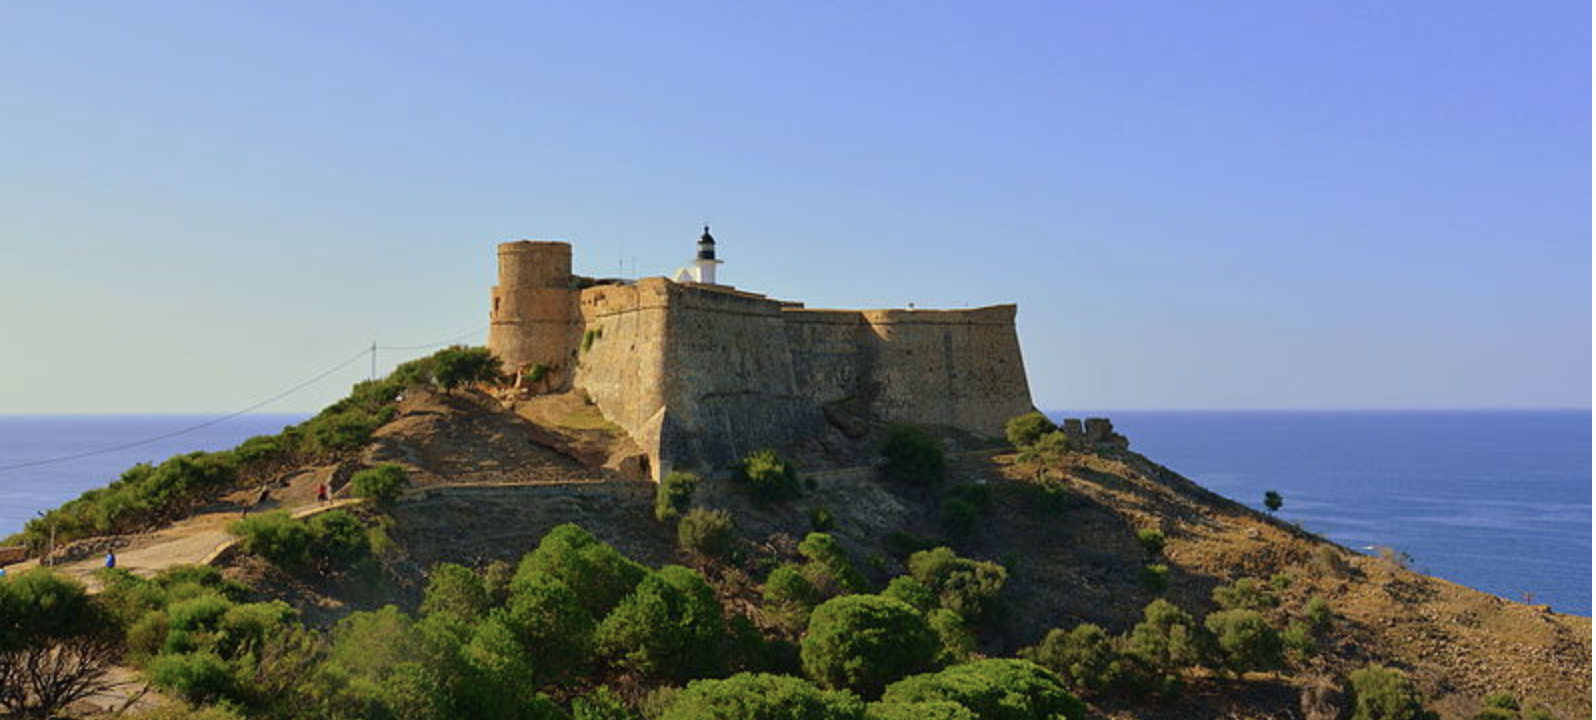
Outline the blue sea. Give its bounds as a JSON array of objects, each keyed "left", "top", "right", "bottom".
[
  {"left": 1049, "top": 410, "right": 1591, "bottom": 616},
  {"left": 0, "top": 411, "right": 1589, "bottom": 614}
]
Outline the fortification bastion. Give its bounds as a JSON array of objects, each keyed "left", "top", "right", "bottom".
[{"left": 488, "top": 235, "right": 1035, "bottom": 479}]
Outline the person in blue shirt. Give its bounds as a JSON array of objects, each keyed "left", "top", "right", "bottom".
[{"left": 104, "top": 551, "right": 116, "bottom": 569}]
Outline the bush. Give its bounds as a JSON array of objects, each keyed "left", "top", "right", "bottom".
[
  {"left": 1018, "top": 430, "right": 1072, "bottom": 464},
  {"left": 879, "top": 425, "right": 946, "bottom": 487},
  {"left": 1344, "top": 664, "right": 1433, "bottom": 720},
  {"left": 882, "top": 576, "right": 938, "bottom": 614},
  {"left": 678, "top": 508, "right": 736, "bottom": 559},
  {"left": 1135, "top": 529, "right": 1166, "bottom": 558},
  {"left": 1302, "top": 595, "right": 1332, "bottom": 633},
  {"left": 735, "top": 449, "right": 801, "bottom": 503},
  {"left": 799, "top": 533, "right": 869, "bottom": 596},
  {"left": 654, "top": 472, "right": 697, "bottom": 522},
  {"left": 515, "top": 523, "right": 647, "bottom": 618},
  {"left": 595, "top": 566, "right": 725, "bottom": 680},
  {"left": 421, "top": 563, "right": 489, "bottom": 620},
  {"left": 801, "top": 595, "right": 938, "bottom": 696},
  {"left": 810, "top": 506, "right": 835, "bottom": 532},
  {"left": 431, "top": 345, "right": 503, "bottom": 391},
  {"left": 350, "top": 463, "right": 407, "bottom": 505},
  {"left": 1211, "top": 577, "right": 1277, "bottom": 611},
  {"left": 661, "top": 672, "right": 867, "bottom": 720},
  {"left": 1203, "top": 609, "right": 1282, "bottom": 674},
  {"left": 228, "top": 511, "right": 311, "bottom": 568},
  {"left": 1029, "top": 476, "right": 1071, "bottom": 513},
  {"left": 1006, "top": 412, "right": 1057, "bottom": 448},
  {"left": 1021, "top": 624, "right": 1132, "bottom": 697},
  {"left": 875, "top": 658, "right": 1087, "bottom": 720},
  {"left": 927, "top": 608, "right": 974, "bottom": 665},
  {"left": 764, "top": 565, "right": 820, "bottom": 609},
  {"left": 907, "top": 547, "right": 1008, "bottom": 622},
  {"left": 304, "top": 510, "right": 369, "bottom": 565},
  {"left": 1282, "top": 621, "right": 1315, "bottom": 660},
  {"left": 1124, "top": 599, "right": 1204, "bottom": 677},
  {"left": 149, "top": 651, "right": 236, "bottom": 705},
  {"left": 573, "top": 686, "right": 639, "bottom": 720},
  {"left": 1270, "top": 572, "right": 1295, "bottom": 590}
]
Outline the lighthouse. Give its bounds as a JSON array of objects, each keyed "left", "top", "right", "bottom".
[{"left": 672, "top": 225, "right": 725, "bottom": 285}]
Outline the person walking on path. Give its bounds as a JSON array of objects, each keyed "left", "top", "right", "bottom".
[
  {"left": 104, "top": 550, "right": 116, "bottom": 569},
  {"left": 316, "top": 481, "right": 330, "bottom": 505}
]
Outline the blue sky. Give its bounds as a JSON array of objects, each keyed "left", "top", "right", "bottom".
[{"left": 0, "top": 2, "right": 1588, "bottom": 413}]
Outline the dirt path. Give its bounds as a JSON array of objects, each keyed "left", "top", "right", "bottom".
[{"left": 13, "top": 499, "right": 359, "bottom": 591}]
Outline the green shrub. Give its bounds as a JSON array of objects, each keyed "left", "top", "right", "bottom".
[
  {"left": 431, "top": 345, "right": 502, "bottom": 391},
  {"left": 764, "top": 565, "right": 820, "bottom": 610},
  {"left": 1281, "top": 621, "right": 1315, "bottom": 659},
  {"left": 1021, "top": 624, "right": 1132, "bottom": 697},
  {"left": 228, "top": 511, "right": 311, "bottom": 568},
  {"left": 1005, "top": 412, "right": 1057, "bottom": 448},
  {"left": 875, "top": 658, "right": 1087, "bottom": 720},
  {"left": 907, "top": 547, "right": 1008, "bottom": 622},
  {"left": 1203, "top": 609, "right": 1282, "bottom": 674},
  {"left": 654, "top": 472, "right": 697, "bottom": 522},
  {"left": 678, "top": 508, "right": 736, "bottom": 559},
  {"left": 735, "top": 449, "right": 801, "bottom": 503},
  {"left": 1018, "top": 430, "right": 1072, "bottom": 464},
  {"left": 214, "top": 601, "right": 295, "bottom": 658},
  {"left": 1124, "top": 599, "right": 1204, "bottom": 677},
  {"left": 879, "top": 425, "right": 946, "bottom": 487},
  {"left": 167, "top": 593, "right": 233, "bottom": 633},
  {"left": 1302, "top": 595, "right": 1332, "bottom": 633},
  {"left": 1135, "top": 529, "right": 1166, "bottom": 558},
  {"left": 305, "top": 509, "right": 369, "bottom": 565},
  {"left": 1139, "top": 563, "right": 1169, "bottom": 594},
  {"left": 149, "top": 651, "right": 236, "bottom": 705},
  {"left": 421, "top": 563, "right": 489, "bottom": 620},
  {"left": 515, "top": 523, "right": 647, "bottom": 618},
  {"left": 1029, "top": 476, "right": 1071, "bottom": 513},
  {"left": 661, "top": 672, "right": 867, "bottom": 720},
  {"left": 927, "top": 608, "right": 974, "bottom": 665},
  {"left": 524, "top": 363, "right": 550, "bottom": 386},
  {"left": 1344, "top": 664, "right": 1433, "bottom": 720},
  {"left": 573, "top": 686, "right": 639, "bottom": 720},
  {"left": 350, "top": 463, "right": 407, "bottom": 505},
  {"left": 1270, "top": 572, "right": 1295, "bottom": 590},
  {"left": 595, "top": 566, "right": 725, "bottom": 680},
  {"left": 882, "top": 576, "right": 938, "bottom": 614},
  {"left": 1211, "top": 577, "right": 1277, "bottom": 611},
  {"left": 801, "top": 595, "right": 938, "bottom": 696},
  {"left": 799, "top": 532, "right": 869, "bottom": 596},
  {"left": 810, "top": 506, "right": 835, "bottom": 532}
]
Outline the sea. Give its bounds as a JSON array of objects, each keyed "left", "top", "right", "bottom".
[{"left": 0, "top": 411, "right": 1588, "bottom": 615}]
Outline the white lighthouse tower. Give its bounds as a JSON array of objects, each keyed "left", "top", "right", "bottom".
[{"left": 672, "top": 225, "right": 724, "bottom": 285}]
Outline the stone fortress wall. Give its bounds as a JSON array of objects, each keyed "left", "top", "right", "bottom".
[{"left": 490, "top": 240, "right": 1036, "bottom": 479}]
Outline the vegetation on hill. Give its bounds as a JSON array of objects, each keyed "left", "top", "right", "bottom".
[{"left": 5, "top": 346, "right": 494, "bottom": 554}]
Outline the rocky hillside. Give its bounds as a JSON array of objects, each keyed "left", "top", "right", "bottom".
[{"left": 221, "top": 387, "right": 1589, "bottom": 720}]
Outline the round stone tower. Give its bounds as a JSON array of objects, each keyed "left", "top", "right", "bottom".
[{"left": 488, "top": 241, "right": 577, "bottom": 387}]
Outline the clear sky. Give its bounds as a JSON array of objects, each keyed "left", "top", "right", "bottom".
[{"left": 0, "top": 2, "right": 1588, "bottom": 413}]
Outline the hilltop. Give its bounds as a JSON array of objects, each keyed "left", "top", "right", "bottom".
[{"left": 2, "top": 368, "right": 1588, "bottom": 720}]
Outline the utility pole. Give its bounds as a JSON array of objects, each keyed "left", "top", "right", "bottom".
[{"left": 371, "top": 341, "right": 377, "bottom": 381}]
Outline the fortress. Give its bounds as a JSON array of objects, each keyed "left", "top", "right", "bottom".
[{"left": 488, "top": 229, "right": 1035, "bottom": 479}]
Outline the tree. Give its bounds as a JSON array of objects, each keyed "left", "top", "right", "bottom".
[
  {"left": 573, "top": 686, "right": 640, "bottom": 720},
  {"left": 661, "top": 672, "right": 867, "bottom": 720},
  {"left": 431, "top": 345, "right": 503, "bottom": 392},
  {"left": 350, "top": 463, "right": 408, "bottom": 505},
  {"left": 0, "top": 568, "right": 125, "bottom": 718},
  {"left": 927, "top": 608, "right": 975, "bottom": 665},
  {"left": 1212, "top": 577, "right": 1278, "bottom": 611},
  {"left": 677, "top": 508, "right": 736, "bottom": 560},
  {"left": 907, "top": 547, "right": 1008, "bottom": 622},
  {"left": 1135, "top": 529, "right": 1166, "bottom": 558},
  {"left": 421, "top": 563, "right": 489, "bottom": 620},
  {"left": 874, "top": 658, "right": 1087, "bottom": 720},
  {"left": 763, "top": 565, "right": 820, "bottom": 631},
  {"left": 654, "top": 471, "right": 698, "bottom": 522},
  {"left": 1005, "top": 412, "right": 1057, "bottom": 449},
  {"left": 1344, "top": 665, "right": 1434, "bottom": 720},
  {"left": 801, "top": 595, "right": 938, "bottom": 696},
  {"left": 496, "top": 572, "right": 595, "bottom": 682},
  {"left": 515, "top": 523, "right": 647, "bottom": 619},
  {"left": 595, "top": 566, "right": 725, "bottom": 680},
  {"left": 1264, "top": 490, "right": 1283, "bottom": 515},
  {"left": 1203, "top": 609, "right": 1282, "bottom": 674},
  {"left": 799, "top": 532, "right": 869, "bottom": 596},
  {"left": 881, "top": 576, "right": 938, "bottom": 614},
  {"left": 1124, "top": 599, "right": 1204, "bottom": 680},
  {"left": 879, "top": 425, "right": 946, "bottom": 487}
]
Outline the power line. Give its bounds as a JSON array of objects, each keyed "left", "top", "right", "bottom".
[{"left": 0, "top": 325, "right": 489, "bottom": 474}]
